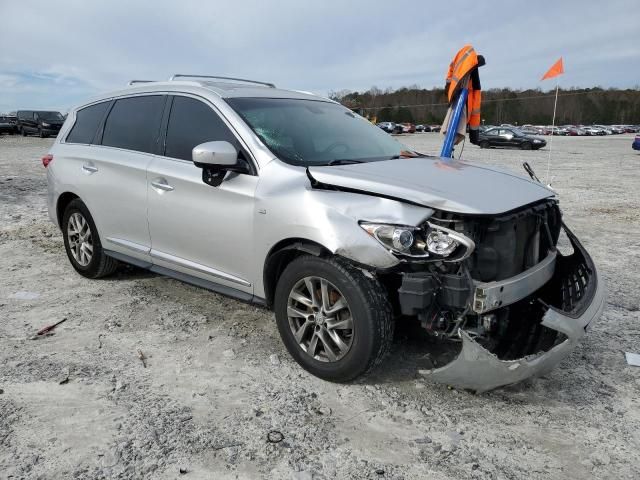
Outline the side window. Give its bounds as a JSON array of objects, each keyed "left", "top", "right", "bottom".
[
  {"left": 66, "top": 102, "right": 110, "bottom": 144},
  {"left": 164, "top": 96, "right": 239, "bottom": 161},
  {"left": 102, "top": 95, "right": 165, "bottom": 154}
]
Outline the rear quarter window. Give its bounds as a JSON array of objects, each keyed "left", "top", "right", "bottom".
[
  {"left": 66, "top": 102, "right": 110, "bottom": 144},
  {"left": 101, "top": 95, "right": 165, "bottom": 154}
]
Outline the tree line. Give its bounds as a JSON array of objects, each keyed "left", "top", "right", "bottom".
[{"left": 330, "top": 86, "right": 640, "bottom": 125}]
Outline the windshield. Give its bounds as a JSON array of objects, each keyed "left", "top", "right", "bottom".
[
  {"left": 226, "top": 98, "right": 414, "bottom": 166},
  {"left": 38, "top": 111, "right": 63, "bottom": 121}
]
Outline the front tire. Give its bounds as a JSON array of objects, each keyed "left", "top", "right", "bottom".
[
  {"left": 479, "top": 140, "right": 490, "bottom": 149},
  {"left": 274, "top": 255, "right": 393, "bottom": 382},
  {"left": 520, "top": 142, "right": 532, "bottom": 150},
  {"left": 62, "top": 199, "right": 118, "bottom": 278}
]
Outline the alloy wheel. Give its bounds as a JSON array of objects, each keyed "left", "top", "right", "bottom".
[
  {"left": 67, "top": 212, "right": 93, "bottom": 266},
  {"left": 287, "top": 276, "right": 354, "bottom": 362}
]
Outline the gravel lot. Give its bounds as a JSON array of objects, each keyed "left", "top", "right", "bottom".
[{"left": 1, "top": 133, "right": 639, "bottom": 479}]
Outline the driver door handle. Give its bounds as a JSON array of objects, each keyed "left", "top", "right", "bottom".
[{"left": 151, "top": 179, "right": 174, "bottom": 192}]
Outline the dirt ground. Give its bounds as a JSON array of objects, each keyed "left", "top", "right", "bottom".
[{"left": 1, "top": 133, "right": 639, "bottom": 480}]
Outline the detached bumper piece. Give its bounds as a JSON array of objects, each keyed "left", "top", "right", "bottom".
[{"left": 418, "top": 225, "right": 605, "bottom": 392}]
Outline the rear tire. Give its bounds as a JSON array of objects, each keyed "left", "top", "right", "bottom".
[
  {"left": 274, "top": 255, "right": 393, "bottom": 382},
  {"left": 21, "top": 127, "right": 27, "bottom": 136},
  {"left": 62, "top": 199, "right": 118, "bottom": 278},
  {"left": 479, "top": 140, "right": 490, "bottom": 149}
]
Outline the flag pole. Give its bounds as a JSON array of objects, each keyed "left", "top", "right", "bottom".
[{"left": 546, "top": 79, "right": 559, "bottom": 185}]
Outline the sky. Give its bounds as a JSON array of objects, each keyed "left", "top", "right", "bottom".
[{"left": 1, "top": 0, "right": 638, "bottom": 113}]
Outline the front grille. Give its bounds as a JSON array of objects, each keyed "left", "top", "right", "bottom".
[{"left": 429, "top": 200, "right": 561, "bottom": 282}]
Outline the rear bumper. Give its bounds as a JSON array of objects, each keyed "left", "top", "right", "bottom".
[{"left": 419, "top": 225, "right": 605, "bottom": 392}]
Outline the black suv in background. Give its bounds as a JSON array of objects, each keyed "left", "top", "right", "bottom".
[{"left": 17, "top": 110, "right": 65, "bottom": 137}]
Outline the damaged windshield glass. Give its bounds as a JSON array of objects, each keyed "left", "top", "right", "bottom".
[{"left": 227, "top": 97, "right": 414, "bottom": 166}]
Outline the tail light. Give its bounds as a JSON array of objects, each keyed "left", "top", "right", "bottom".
[{"left": 42, "top": 154, "right": 53, "bottom": 168}]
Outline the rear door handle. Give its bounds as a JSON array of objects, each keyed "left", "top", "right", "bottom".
[
  {"left": 82, "top": 163, "right": 98, "bottom": 174},
  {"left": 151, "top": 179, "right": 174, "bottom": 192}
]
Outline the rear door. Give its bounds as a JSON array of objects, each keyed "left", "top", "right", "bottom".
[
  {"left": 146, "top": 94, "right": 258, "bottom": 293},
  {"left": 72, "top": 95, "right": 166, "bottom": 262}
]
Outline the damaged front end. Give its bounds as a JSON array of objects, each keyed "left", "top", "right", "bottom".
[{"left": 392, "top": 200, "right": 605, "bottom": 392}]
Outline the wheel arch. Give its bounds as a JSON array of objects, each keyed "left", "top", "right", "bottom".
[
  {"left": 263, "top": 238, "right": 332, "bottom": 308},
  {"left": 56, "top": 192, "right": 80, "bottom": 228}
]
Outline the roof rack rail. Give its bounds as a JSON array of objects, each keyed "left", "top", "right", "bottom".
[
  {"left": 128, "top": 80, "right": 156, "bottom": 85},
  {"left": 168, "top": 74, "right": 275, "bottom": 88}
]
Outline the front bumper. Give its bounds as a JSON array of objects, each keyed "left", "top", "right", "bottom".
[{"left": 419, "top": 225, "right": 605, "bottom": 392}]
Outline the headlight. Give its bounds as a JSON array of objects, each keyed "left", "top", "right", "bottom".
[
  {"left": 42, "top": 122, "right": 50, "bottom": 127},
  {"left": 426, "top": 229, "right": 458, "bottom": 256},
  {"left": 360, "top": 221, "right": 475, "bottom": 261},
  {"left": 360, "top": 223, "right": 425, "bottom": 256}
]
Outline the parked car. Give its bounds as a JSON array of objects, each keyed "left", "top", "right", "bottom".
[
  {"left": 377, "top": 122, "right": 395, "bottom": 133},
  {"left": 582, "top": 126, "right": 607, "bottom": 136},
  {"left": 608, "top": 125, "right": 626, "bottom": 134},
  {"left": 415, "top": 124, "right": 425, "bottom": 132},
  {"left": 5, "top": 114, "right": 19, "bottom": 133},
  {"left": 44, "top": 75, "right": 603, "bottom": 391},
  {"left": 17, "top": 110, "right": 65, "bottom": 137},
  {"left": 401, "top": 123, "right": 416, "bottom": 133},
  {"left": 534, "top": 125, "right": 551, "bottom": 135},
  {"left": 478, "top": 127, "right": 546, "bottom": 150},
  {"left": 430, "top": 125, "right": 441, "bottom": 132},
  {"left": 633, "top": 135, "right": 640, "bottom": 151},
  {"left": 0, "top": 116, "right": 15, "bottom": 135},
  {"left": 548, "top": 126, "right": 569, "bottom": 136},
  {"left": 566, "top": 126, "right": 586, "bottom": 136},
  {"left": 594, "top": 125, "right": 613, "bottom": 135}
]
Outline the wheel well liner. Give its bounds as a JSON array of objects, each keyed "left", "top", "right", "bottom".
[
  {"left": 263, "top": 239, "right": 331, "bottom": 308},
  {"left": 56, "top": 192, "right": 80, "bottom": 228}
]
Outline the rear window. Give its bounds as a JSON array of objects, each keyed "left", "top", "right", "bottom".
[
  {"left": 101, "top": 96, "right": 165, "bottom": 154},
  {"left": 66, "top": 102, "right": 110, "bottom": 144}
]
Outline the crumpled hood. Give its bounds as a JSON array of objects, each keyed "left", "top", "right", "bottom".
[{"left": 307, "top": 157, "right": 555, "bottom": 215}]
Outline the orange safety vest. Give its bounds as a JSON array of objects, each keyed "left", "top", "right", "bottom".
[{"left": 445, "top": 45, "right": 482, "bottom": 129}]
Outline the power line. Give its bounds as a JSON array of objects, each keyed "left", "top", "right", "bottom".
[{"left": 355, "top": 89, "right": 618, "bottom": 110}]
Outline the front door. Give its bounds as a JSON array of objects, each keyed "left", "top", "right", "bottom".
[{"left": 146, "top": 95, "right": 258, "bottom": 294}]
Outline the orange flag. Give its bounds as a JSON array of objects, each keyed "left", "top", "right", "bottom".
[{"left": 541, "top": 58, "right": 564, "bottom": 81}]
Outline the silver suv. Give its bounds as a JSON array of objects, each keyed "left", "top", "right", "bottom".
[{"left": 45, "top": 75, "right": 604, "bottom": 391}]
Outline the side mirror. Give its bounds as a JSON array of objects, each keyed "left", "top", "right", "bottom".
[
  {"left": 192, "top": 141, "right": 251, "bottom": 187},
  {"left": 192, "top": 141, "right": 239, "bottom": 169}
]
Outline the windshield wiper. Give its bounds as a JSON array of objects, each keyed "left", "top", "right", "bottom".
[
  {"left": 389, "top": 151, "right": 428, "bottom": 160},
  {"left": 326, "top": 159, "right": 365, "bottom": 166}
]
